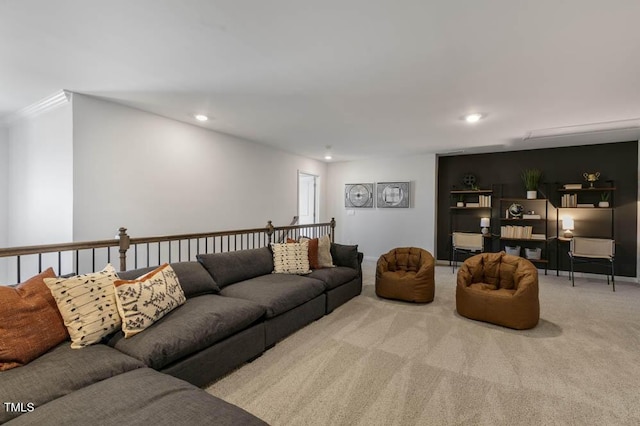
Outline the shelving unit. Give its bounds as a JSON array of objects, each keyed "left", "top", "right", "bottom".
[
  {"left": 555, "top": 181, "right": 616, "bottom": 275},
  {"left": 445, "top": 179, "right": 618, "bottom": 277},
  {"left": 448, "top": 188, "right": 493, "bottom": 263},
  {"left": 498, "top": 197, "right": 556, "bottom": 275},
  {"left": 449, "top": 190, "right": 493, "bottom": 229},
  {"left": 437, "top": 143, "right": 636, "bottom": 278},
  {"left": 557, "top": 182, "right": 615, "bottom": 234}
]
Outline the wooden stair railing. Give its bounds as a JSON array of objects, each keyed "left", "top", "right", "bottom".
[{"left": 0, "top": 218, "right": 335, "bottom": 283}]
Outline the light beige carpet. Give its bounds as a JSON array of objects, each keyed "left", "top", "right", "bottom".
[{"left": 207, "top": 262, "right": 640, "bottom": 425}]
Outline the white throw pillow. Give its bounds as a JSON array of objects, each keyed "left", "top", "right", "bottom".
[
  {"left": 272, "top": 241, "right": 311, "bottom": 274},
  {"left": 44, "top": 264, "right": 121, "bottom": 348}
]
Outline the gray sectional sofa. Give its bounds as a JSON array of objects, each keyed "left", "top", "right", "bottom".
[{"left": 1, "top": 242, "right": 362, "bottom": 425}]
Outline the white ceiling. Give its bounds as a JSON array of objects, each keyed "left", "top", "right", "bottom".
[{"left": 2, "top": 0, "right": 640, "bottom": 161}]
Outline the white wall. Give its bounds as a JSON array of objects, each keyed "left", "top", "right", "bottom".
[
  {"left": 72, "top": 94, "right": 327, "bottom": 240},
  {"left": 327, "top": 154, "right": 437, "bottom": 260},
  {"left": 0, "top": 128, "right": 8, "bottom": 283},
  {"left": 0, "top": 127, "right": 8, "bottom": 248},
  {"left": 6, "top": 103, "right": 74, "bottom": 246}
]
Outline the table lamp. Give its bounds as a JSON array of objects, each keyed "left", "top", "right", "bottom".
[
  {"left": 480, "top": 217, "right": 490, "bottom": 236},
  {"left": 562, "top": 216, "right": 574, "bottom": 238}
]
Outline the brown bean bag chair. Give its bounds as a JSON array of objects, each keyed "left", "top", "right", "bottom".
[
  {"left": 375, "top": 247, "right": 435, "bottom": 303},
  {"left": 456, "top": 251, "right": 539, "bottom": 329}
]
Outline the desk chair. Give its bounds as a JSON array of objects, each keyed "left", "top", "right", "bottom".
[
  {"left": 568, "top": 237, "right": 615, "bottom": 291},
  {"left": 451, "top": 232, "right": 484, "bottom": 273}
]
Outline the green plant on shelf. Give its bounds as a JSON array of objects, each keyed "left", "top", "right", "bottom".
[
  {"left": 521, "top": 168, "right": 542, "bottom": 191},
  {"left": 600, "top": 192, "right": 610, "bottom": 201}
]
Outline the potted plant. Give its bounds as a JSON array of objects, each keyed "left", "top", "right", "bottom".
[
  {"left": 521, "top": 169, "right": 542, "bottom": 199},
  {"left": 599, "top": 192, "right": 610, "bottom": 208},
  {"left": 456, "top": 194, "right": 465, "bottom": 207}
]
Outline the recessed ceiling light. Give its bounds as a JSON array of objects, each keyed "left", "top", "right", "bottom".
[
  {"left": 324, "top": 145, "right": 333, "bottom": 160},
  {"left": 464, "top": 113, "right": 483, "bottom": 123},
  {"left": 195, "top": 114, "right": 208, "bottom": 122}
]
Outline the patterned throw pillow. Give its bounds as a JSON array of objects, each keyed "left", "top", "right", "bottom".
[
  {"left": 317, "top": 235, "right": 335, "bottom": 268},
  {"left": 272, "top": 241, "right": 311, "bottom": 274},
  {"left": 113, "top": 264, "right": 186, "bottom": 338},
  {"left": 0, "top": 268, "right": 69, "bottom": 370},
  {"left": 44, "top": 264, "right": 121, "bottom": 348}
]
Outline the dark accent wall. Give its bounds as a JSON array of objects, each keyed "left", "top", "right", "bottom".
[{"left": 437, "top": 141, "right": 638, "bottom": 276}]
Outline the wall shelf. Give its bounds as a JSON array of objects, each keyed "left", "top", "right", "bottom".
[
  {"left": 557, "top": 187, "right": 616, "bottom": 192},
  {"left": 450, "top": 206, "right": 492, "bottom": 210}
]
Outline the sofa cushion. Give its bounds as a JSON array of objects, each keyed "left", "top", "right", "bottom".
[
  {"left": 107, "top": 295, "right": 265, "bottom": 370},
  {"left": 0, "top": 343, "right": 144, "bottom": 424},
  {"left": 306, "top": 266, "right": 359, "bottom": 290},
  {"left": 117, "top": 261, "right": 220, "bottom": 297},
  {"left": 197, "top": 247, "right": 273, "bottom": 288},
  {"left": 6, "top": 368, "right": 267, "bottom": 426},
  {"left": 0, "top": 268, "right": 69, "bottom": 371},
  {"left": 330, "top": 243, "right": 360, "bottom": 270},
  {"left": 219, "top": 274, "right": 325, "bottom": 318},
  {"left": 271, "top": 241, "right": 311, "bottom": 274},
  {"left": 114, "top": 264, "right": 187, "bottom": 338}
]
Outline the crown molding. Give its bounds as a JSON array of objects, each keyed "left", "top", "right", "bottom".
[{"left": 1, "top": 90, "right": 72, "bottom": 127}]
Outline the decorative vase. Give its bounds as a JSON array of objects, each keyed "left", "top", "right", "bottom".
[
  {"left": 456, "top": 202, "right": 464, "bottom": 207},
  {"left": 526, "top": 190, "right": 537, "bottom": 199},
  {"left": 598, "top": 201, "right": 609, "bottom": 208}
]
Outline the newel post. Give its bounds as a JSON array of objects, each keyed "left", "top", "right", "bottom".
[
  {"left": 330, "top": 217, "right": 336, "bottom": 243},
  {"left": 266, "top": 220, "right": 275, "bottom": 245},
  {"left": 118, "top": 227, "right": 130, "bottom": 272}
]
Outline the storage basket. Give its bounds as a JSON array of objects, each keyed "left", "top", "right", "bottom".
[
  {"left": 505, "top": 246, "right": 521, "bottom": 256},
  {"left": 525, "top": 247, "right": 541, "bottom": 260}
]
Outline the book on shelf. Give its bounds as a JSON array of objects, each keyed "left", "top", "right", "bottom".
[
  {"left": 577, "top": 203, "right": 595, "bottom": 208},
  {"left": 500, "top": 225, "right": 533, "bottom": 239},
  {"left": 465, "top": 202, "right": 480, "bottom": 207},
  {"left": 478, "top": 194, "right": 492, "bottom": 207},
  {"left": 561, "top": 193, "right": 577, "bottom": 207},
  {"left": 522, "top": 214, "right": 541, "bottom": 219},
  {"left": 531, "top": 234, "right": 546, "bottom": 240},
  {"left": 563, "top": 183, "right": 582, "bottom": 189}
]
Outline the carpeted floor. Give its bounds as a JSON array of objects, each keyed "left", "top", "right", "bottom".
[{"left": 207, "top": 262, "right": 640, "bottom": 425}]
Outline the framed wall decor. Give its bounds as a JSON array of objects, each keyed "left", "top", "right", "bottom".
[
  {"left": 376, "top": 182, "right": 410, "bottom": 208},
  {"left": 345, "top": 183, "right": 374, "bottom": 208}
]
